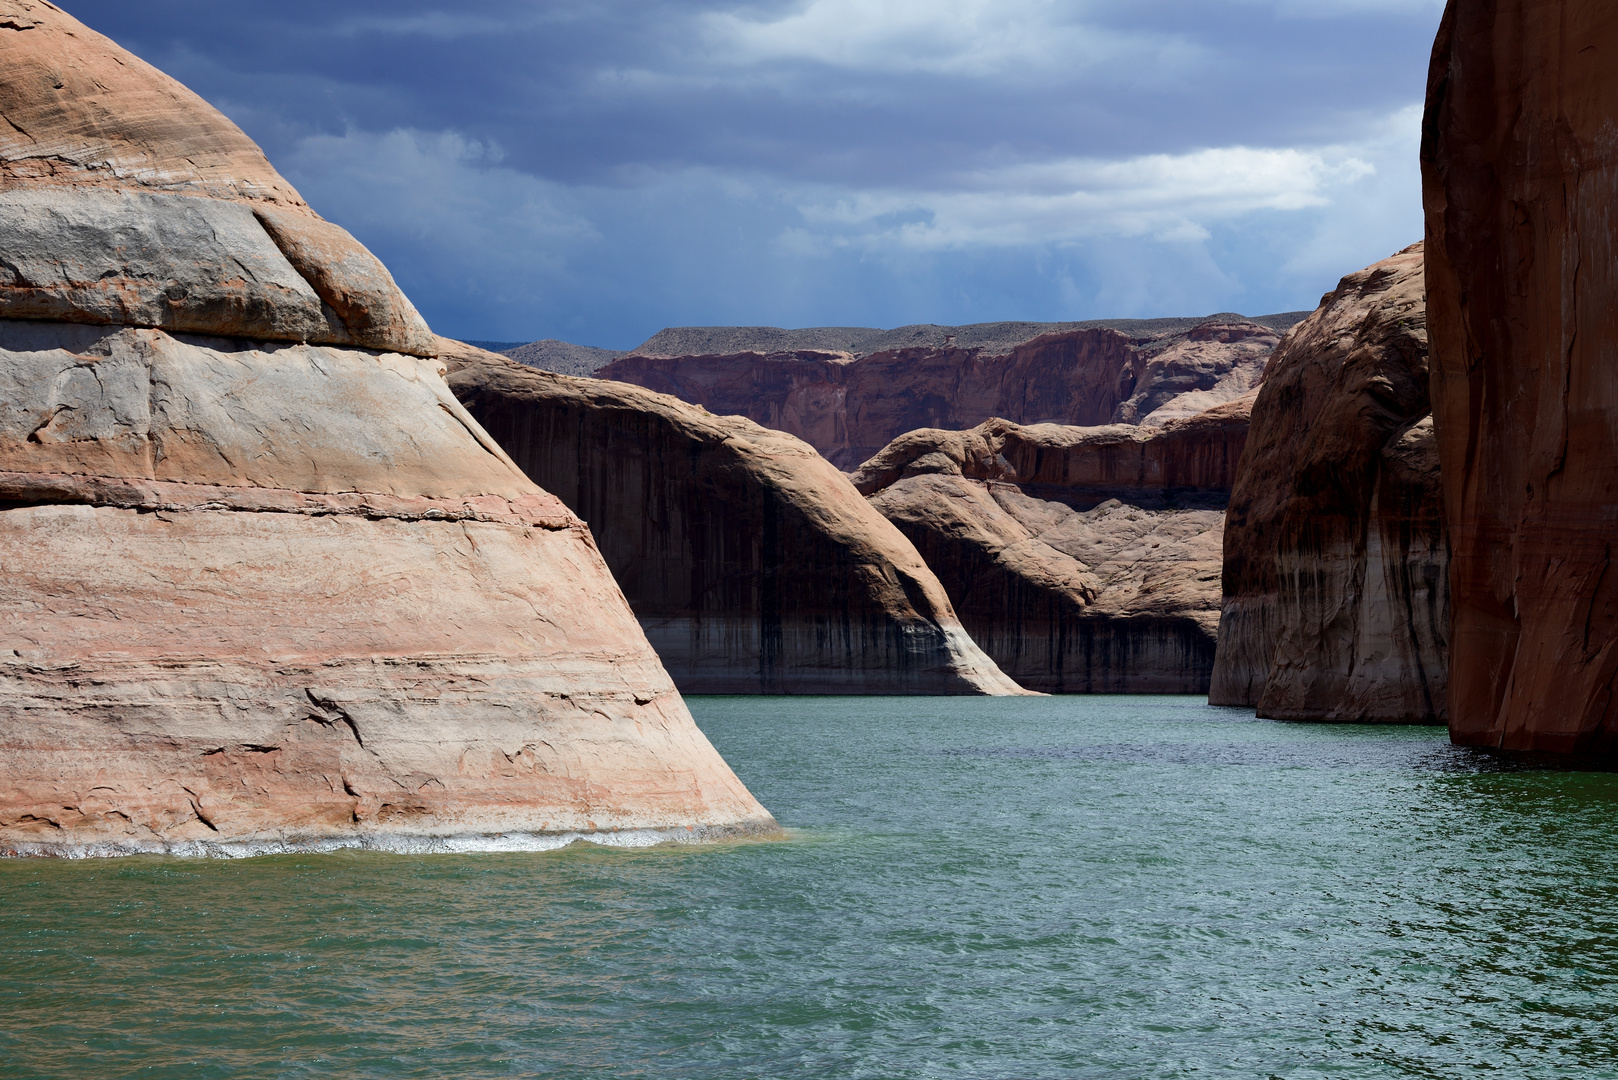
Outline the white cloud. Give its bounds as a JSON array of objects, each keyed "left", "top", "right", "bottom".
[
  {"left": 781, "top": 131, "right": 1394, "bottom": 251},
  {"left": 702, "top": 0, "right": 1186, "bottom": 78},
  {"left": 1277, "top": 103, "right": 1424, "bottom": 282},
  {"left": 270, "top": 105, "right": 1424, "bottom": 340}
]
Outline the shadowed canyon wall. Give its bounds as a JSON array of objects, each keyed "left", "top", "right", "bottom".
[
  {"left": 851, "top": 402, "right": 1250, "bottom": 692},
  {"left": 444, "top": 343, "right": 1028, "bottom": 696},
  {"left": 0, "top": 2, "right": 773, "bottom": 853},
  {"left": 1423, "top": 0, "right": 1618, "bottom": 754},
  {"left": 597, "top": 318, "right": 1284, "bottom": 470},
  {"left": 1209, "top": 245, "right": 1448, "bottom": 723}
]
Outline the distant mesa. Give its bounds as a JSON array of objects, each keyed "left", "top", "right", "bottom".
[
  {"left": 626, "top": 312, "right": 1309, "bottom": 361},
  {"left": 588, "top": 314, "right": 1299, "bottom": 470},
  {"left": 484, "top": 312, "right": 1308, "bottom": 379}
]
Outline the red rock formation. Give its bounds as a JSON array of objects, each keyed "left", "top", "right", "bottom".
[
  {"left": 851, "top": 402, "right": 1249, "bottom": 692},
  {"left": 0, "top": 2, "right": 774, "bottom": 853},
  {"left": 598, "top": 318, "right": 1285, "bottom": 470},
  {"left": 1423, "top": 0, "right": 1618, "bottom": 753},
  {"left": 444, "top": 342, "right": 1028, "bottom": 695},
  {"left": 1113, "top": 321, "right": 1279, "bottom": 426},
  {"left": 1209, "top": 245, "right": 1447, "bottom": 723},
  {"left": 600, "top": 330, "right": 1138, "bottom": 470}
]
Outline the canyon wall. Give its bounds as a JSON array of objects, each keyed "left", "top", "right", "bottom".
[
  {"left": 445, "top": 343, "right": 1028, "bottom": 695},
  {"left": 852, "top": 402, "right": 1249, "bottom": 692},
  {"left": 598, "top": 318, "right": 1283, "bottom": 470},
  {"left": 1208, "top": 245, "right": 1448, "bottom": 723},
  {"left": 1423, "top": 0, "right": 1618, "bottom": 753},
  {"left": 0, "top": 2, "right": 773, "bottom": 853}
]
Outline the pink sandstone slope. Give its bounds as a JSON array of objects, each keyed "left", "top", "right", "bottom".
[{"left": 0, "top": 1, "right": 774, "bottom": 854}]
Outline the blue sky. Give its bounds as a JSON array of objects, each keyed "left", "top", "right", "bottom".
[{"left": 69, "top": 0, "right": 1446, "bottom": 348}]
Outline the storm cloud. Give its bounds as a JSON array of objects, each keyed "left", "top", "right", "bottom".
[{"left": 66, "top": 0, "right": 1446, "bottom": 347}]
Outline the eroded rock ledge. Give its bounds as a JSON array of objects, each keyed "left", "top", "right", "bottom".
[{"left": 851, "top": 403, "right": 1249, "bottom": 693}]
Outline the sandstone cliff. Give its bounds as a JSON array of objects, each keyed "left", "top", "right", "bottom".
[
  {"left": 1423, "top": 0, "right": 1618, "bottom": 754},
  {"left": 0, "top": 2, "right": 773, "bottom": 853},
  {"left": 598, "top": 317, "right": 1287, "bottom": 470},
  {"left": 443, "top": 342, "right": 1028, "bottom": 696},
  {"left": 1208, "top": 245, "right": 1448, "bottom": 723},
  {"left": 851, "top": 402, "right": 1249, "bottom": 692}
]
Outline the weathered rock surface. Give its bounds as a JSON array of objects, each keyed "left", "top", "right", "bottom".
[
  {"left": 1423, "top": 0, "right": 1618, "bottom": 754},
  {"left": 1113, "top": 321, "right": 1279, "bottom": 426},
  {"left": 851, "top": 403, "right": 1249, "bottom": 692},
  {"left": 0, "top": 1, "right": 433, "bottom": 356},
  {"left": 599, "top": 316, "right": 1296, "bottom": 470},
  {"left": 444, "top": 341, "right": 1028, "bottom": 696},
  {"left": 0, "top": 2, "right": 774, "bottom": 853},
  {"left": 1209, "top": 245, "right": 1447, "bottom": 723}
]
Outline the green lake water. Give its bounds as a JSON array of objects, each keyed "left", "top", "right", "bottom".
[{"left": 4, "top": 695, "right": 1618, "bottom": 1078}]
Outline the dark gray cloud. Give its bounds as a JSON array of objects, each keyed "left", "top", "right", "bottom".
[{"left": 63, "top": 1, "right": 1445, "bottom": 346}]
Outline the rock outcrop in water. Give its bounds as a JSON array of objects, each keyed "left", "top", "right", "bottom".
[
  {"left": 851, "top": 401, "right": 1249, "bottom": 692},
  {"left": 0, "top": 2, "right": 773, "bottom": 853},
  {"left": 598, "top": 317, "right": 1293, "bottom": 470},
  {"left": 1423, "top": 0, "right": 1618, "bottom": 754},
  {"left": 1208, "top": 245, "right": 1447, "bottom": 723},
  {"left": 444, "top": 342, "right": 1028, "bottom": 695}
]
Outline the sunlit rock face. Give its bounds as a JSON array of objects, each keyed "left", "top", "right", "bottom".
[
  {"left": 0, "top": 1, "right": 773, "bottom": 853},
  {"left": 596, "top": 317, "right": 1285, "bottom": 471},
  {"left": 851, "top": 402, "right": 1251, "bottom": 693},
  {"left": 1209, "top": 245, "right": 1448, "bottom": 724},
  {"left": 444, "top": 341, "right": 1030, "bottom": 696},
  {"left": 1423, "top": 0, "right": 1618, "bottom": 755}
]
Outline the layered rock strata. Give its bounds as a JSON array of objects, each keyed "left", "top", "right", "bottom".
[
  {"left": 1423, "top": 0, "right": 1618, "bottom": 754},
  {"left": 851, "top": 402, "right": 1250, "bottom": 692},
  {"left": 0, "top": 1, "right": 773, "bottom": 853},
  {"left": 599, "top": 317, "right": 1288, "bottom": 470},
  {"left": 444, "top": 341, "right": 1028, "bottom": 695},
  {"left": 1208, "top": 245, "right": 1447, "bottom": 723}
]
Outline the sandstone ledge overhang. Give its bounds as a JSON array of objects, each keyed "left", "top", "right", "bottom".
[
  {"left": 0, "top": 321, "right": 530, "bottom": 502},
  {"left": 0, "top": 187, "right": 436, "bottom": 355}
]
